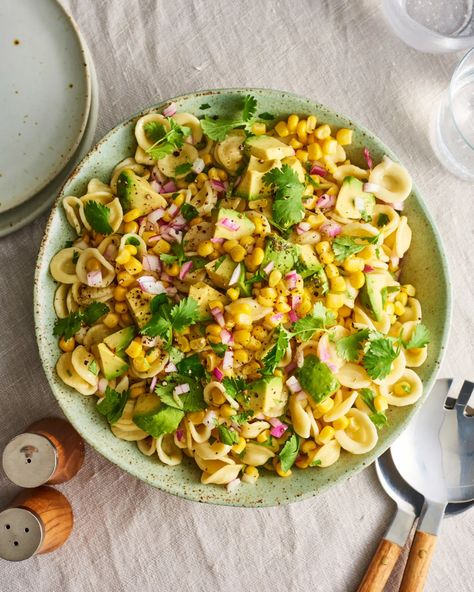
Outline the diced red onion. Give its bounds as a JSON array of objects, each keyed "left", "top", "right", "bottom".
[
  {"left": 163, "top": 102, "right": 177, "bottom": 117},
  {"left": 363, "top": 147, "right": 373, "bottom": 169},
  {"left": 86, "top": 270, "right": 103, "bottom": 287},
  {"left": 172, "top": 214, "right": 187, "bottom": 229},
  {"left": 203, "top": 409, "right": 217, "bottom": 427},
  {"left": 192, "top": 158, "right": 205, "bottom": 173},
  {"left": 213, "top": 367, "right": 224, "bottom": 382},
  {"left": 152, "top": 166, "right": 167, "bottom": 184},
  {"left": 167, "top": 203, "right": 179, "bottom": 218},
  {"left": 148, "top": 208, "right": 165, "bottom": 224},
  {"left": 263, "top": 261, "right": 274, "bottom": 275},
  {"left": 165, "top": 228, "right": 183, "bottom": 243},
  {"left": 149, "top": 376, "right": 158, "bottom": 393},
  {"left": 162, "top": 180, "right": 178, "bottom": 193},
  {"left": 229, "top": 263, "right": 241, "bottom": 286},
  {"left": 141, "top": 335, "right": 159, "bottom": 347},
  {"left": 148, "top": 235, "right": 161, "bottom": 243},
  {"left": 363, "top": 182, "right": 379, "bottom": 194},
  {"left": 364, "top": 265, "right": 374, "bottom": 273},
  {"left": 310, "top": 164, "right": 328, "bottom": 177},
  {"left": 270, "top": 421, "right": 288, "bottom": 438},
  {"left": 226, "top": 478, "right": 241, "bottom": 493},
  {"left": 270, "top": 313, "right": 283, "bottom": 324},
  {"left": 221, "top": 329, "right": 234, "bottom": 345},
  {"left": 176, "top": 428, "right": 184, "bottom": 442},
  {"left": 285, "top": 270, "right": 298, "bottom": 289},
  {"left": 288, "top": 310, "right": 298, "bottom": 323},
  {"left": 296, "top": 349, "right": 305, "bottom": 368},
  {"left": 161, "top": 273, "right": 173, "bottom": 282},
  {"left": 165, "top": 286, "right": 178, "bottom": 296},
  {"left": 211, "top": 179, "right": 226, "bottom": 192},
  {"left": 164, "top": 362, "right": 177, "bottom": 373},
  {"left": 284, "top": 361, "right": 297, "bottom": 374},
  {"left": 296, "top": 222, "right": 311, "bottom": 235},
  {"left": 75, "top": 239, "right": 88, "bottom": 250},
  {"left": 211, "top": 307, "right": 225, "bottom": 328},
  {"left": 295, "top": 391, "right": 307, "bottom": 401},
  {"left": 179, "top": 260, "right": 193, "bottom": 280},
  {"left": 222, "top": 349, "right": 234, "bottom": 370},
  {"left": 218, "top": 217, "right": 240, "bottom": 231},
  {"left": 286, "top": 376, "right": 302, "bottom": 393},
  {"left": 104, "top": 244, "right": 117, "bottom": 261},
  {"left": 211, "top": 237, "right": 225, "bottom": 244},
  {"left": 142, "top": 254, "right": 161, "bottom": 272},
  {"left": 98, "top": 378, "right": 108, "bottom": 394},
  {"left": 291, "top": 295, "right": 301, "bottom": 310},
  {"left": 150, "top": 180, "right": 162, "bottom": 193},
  {"left": 173, "top": 383, "right": 190, "bottom": 396},
  {"left": 316, "top": 193, "right": 336, "bottom": 209},
  {"left": 321, "top": 221, "right": 342, "bottom": 237},
  {"left": 137, "top": 276, "right": 166, "bottom": 294}
]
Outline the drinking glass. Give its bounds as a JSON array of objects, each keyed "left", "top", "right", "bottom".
[
  {"left": 383, "top": 0, "right": 474, "bottom": 53},
  {"left": 431, "top": 48, "right": 474, "bottom": 181}
]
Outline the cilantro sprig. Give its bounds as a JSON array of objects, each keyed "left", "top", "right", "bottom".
[
  {"left": 292, "top": 302, "right": 336, "bottom": 341},
  {"left": 144, "top": 118, "right": 191, "bottom": 161},
  {"left": 263, "top": 164, "right": 305, "bottom": 231},
  {"left": 335, "top": 329, "right": 371, "bottom": 362},
  {"left": 200, "top": 95, "right": 257, "bottom": 141},
  {"left": 83, "top": 201, "right": 113, "bottom": 235},
  {"left": 332, "top": 234, "right": 380, "bottom": 262},
  {"left": 279, "top": 433, "right": 300, "bottom": 472},
  {"left": 218, "top": 424, "right": 240, "bottom": 445},
  {"left": 155, "top": 375, "right": 205, "bottom": 412},
  {"left": 53, "top": 301, "right": 109, "bottom": 340},
  {"left": 97, "top": 387, "right": 129, "bottom": 425},
  {"left": 262, "top": 326, "right": 292, "bottom": 374},
  {"left": 363, "top": 336, "right": 399, "bottom": 380},
  {"left": 403, "top": 324, "right": 430, "bottom": 350},
  {"left": 359, "top": 388, "right": 388, "bottom": 429}
]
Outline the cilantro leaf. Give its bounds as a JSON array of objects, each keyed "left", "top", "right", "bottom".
[
  {"left": 140, "top": 296, "right": 200, "bottom": 346},
  {"left": 143, "top": 120, "right": 167, "bottom": 143},
  {"left": 359, "top": 388, "right": 388, "bottom": 429},
  {"left": 242, "top": 95, "right": 257, "bottom": 122},
  {"left": 176, "top": 353, "right": 205, "bottom": 378},
  {"left": 53, "top": 302, "right": 108, "bottom": 339},
  {"left": 222, "top": 376, "right": 246, "bottom": 400},
  {"left": 332, "top": 234, "right": 380, "bottom": 262},
  {"left": 170, "top": 297, "right": 201, "bottom": 331},
  {"left": 160, "top": 253, "right": 178, "bottom": 265},
  {"left": 262, "top": 326, "right": 292, "bottom": 374},
  {"left": 292, "top": 302, "right": 336, "bottom": 340},
  {"left": 335, "top": 329, "right": 370, "bottom": 362},
  {"left": 263, "top": 164, "right": 305, "bottom": 230},
  {"left": 145, "top": 118, "right": 191, "bottom": 161},
  {"left": 81, "top": 302, "right": 109, "bottom": 325},
  {"left": 258, "top": 112, "right": 275, "bottom": 120},
  {"left": 377, "top": 213, "right": 390, "bottom": 227},
  {"left": 279, "top": 433, "right": 300, "bottom": 472},
  {"left": 233, "top": 410, "right": 254, "bottom": 424},
  {"left": 89, "top": 360, "right": 99, "bottom": 376},
  {"left": 218, "top": 424, "right": 240, "bottom": 445},
  {"left": 83, "top": 201, "right": 113, "bottom": 234},
  {"left": 155, "top": 375, "right": 205, "bottom": 412},
  {"left": 97, "top": 387, "right": 129, "bottom": 425},
  {"left": 370, "top": 411, "right": 389, "bottom": 429},
  {"left": 180, "top": 203, "right": 199, "bottom": 221},
  {"left": 363, "top": 337, "right": 399, "bottom": 380},
  {"left": 210, "top": 343, "right": 228, "bottom": 357},
  {"left": 126, "top": 236, "right": 141, "bottom": 246},
  {"left": 168, "top": 346, "right": 185, "bottom": 365},
  {"left": 174, "top": 162, "right": 193, "bottom": 176},
  {"left": 403, "top": 324, "right": 430, "bottom": 350}
]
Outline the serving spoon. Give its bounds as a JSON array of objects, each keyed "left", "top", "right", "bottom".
[{"left": 391, "top": 378, "right": 474, "bottom": 592}]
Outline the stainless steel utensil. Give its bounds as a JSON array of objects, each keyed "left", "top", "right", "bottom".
[{"left": 391, "top": 378, "right": 474, "bottom": 592}]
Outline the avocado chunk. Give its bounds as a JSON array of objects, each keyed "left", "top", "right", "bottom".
[
  {"left": 96, "top": 343, "right": 129, "bottom": 380},
  {"left": 359, "top": 271, "right": 397, "bottom": 321},
  {"left": 189, "top": 281, "right": 227, "bottom": 314},
  {"left": 296, "top": 355, "right": 340, "bottom": 403},
  {"left": 335, "top": 176, "right": 375, "bottom": 221},
  {"left": 297, "top": 244, "right": 322, "bottom": 279},
  {"left": 214, "top": 208, "right": 255, "bottom": 240},
  {"left": 247, "top": 376, "right": 287, "bottom": 417},
  {"left": 234, "top": 156, "right": 279, "bottom": 200},
  {"left": 246, "top": 135, "right": 295, "bottom": 160},
  {"left": 116, "top": 168, "right": 167, "bottom": 214},
  {"left": 262, "top": 235, "right": 299, "bottom": 274},
  {"left": 205, "top": 255, "right": 237, "bottom": 289},
  {"left": 281, "top": 156, "right": 305, "bottom": 182},
  {"left": 103, "top": 326, "right": 136, "bottom": 354},
  {"left": 125, "top": 287, "right": 152, "bottom": 328},
  {"left": 133, "top": 403, "right": 184, "bottom": 438}
]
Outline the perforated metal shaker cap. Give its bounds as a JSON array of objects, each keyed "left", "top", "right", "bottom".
[
  {"left": 2, "top": 433, "right": 57, "bottom": 488},
  {"left": 0, "top": 508, "right": 44, "bottom": 561}
]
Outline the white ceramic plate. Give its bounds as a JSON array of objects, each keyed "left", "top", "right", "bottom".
[
  {"left": 0, "top": 44, "right": 98, "bottom": 238},
  {"left": 0, "top": 0, "right": 91, "bottom": 214}
]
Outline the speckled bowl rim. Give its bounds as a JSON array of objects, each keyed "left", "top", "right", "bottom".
[{"left": 34, "top": 88, "right": 452, "bottom": 507}]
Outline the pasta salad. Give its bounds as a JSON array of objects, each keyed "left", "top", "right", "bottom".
[{"left": 50, "top": 96, "right": 430, "bottom": 490}]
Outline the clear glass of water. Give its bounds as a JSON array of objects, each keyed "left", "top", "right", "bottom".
[
  {"left": 431, "top": 48, "right": 474, "bottom": 181},
  {"left": 384, "top": 0, "right": 474, "bottom": 53}
]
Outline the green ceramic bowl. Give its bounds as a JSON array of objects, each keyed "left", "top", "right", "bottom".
[{"left": 34, "top": 89, "right": 451, "bottom": 507}]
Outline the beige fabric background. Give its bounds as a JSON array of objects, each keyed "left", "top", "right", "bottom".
[{"left": 0, "top": 1, "right": 473, "bottom": 590}]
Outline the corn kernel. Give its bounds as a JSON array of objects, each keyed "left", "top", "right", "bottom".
[
  {"left": 315, "top": 124, "right": 331, "bottom": 140},
  {"left": 402, "top": 284, "right": 416, "bottom": 296},
  {"left": 252, "top": 122, "right": 266, "bottom": 135},
  {"left": 316, "top": 398, "right": 335, "bottom": 415},
  {"left": 274, "top": 460, "right": 292, "bottom": 478},
  {"left": 338, "top": 305, "right": 352, "bottom": 318},
  {"left": 123, "top": 208, "right": 142, "bottom": 223},
  {"left": 295, "top": 149, "right": 308, "bottom": 163},
  {"left": 323, "top": 156, "right": 337, "bottom": 174},
  {"left": 114, "top": 302, "right": 127, "bottom": 314},
  {"left": 316, "top": 426, "right": 335, "bottom": 445},
  {"left": 227, "top": 287, "right": 240, "bottom": 301},
  {"left": 151, "top": 239, "right": 170, "bottom": 255},
  {"left": 268, "top": 269, "right": 282, "bottom": 288},
  {"left": 275, "top": 121, "right": 289, "bottom": 137},
  {"left": 320, "top": 252, "right": 335, "bottom": 265},
  {"left": 102, "top": 312, "right": 119, "bottom": 329},
  {"left": 289, "top": 138, "right": 303, "bottom": 150},
  {"left": 287, "top": 114, "right": 299, "bottom": 133},
  {"left": 125, "top": 341, "right": 143, "bottom": 359},
  {"left": 395, "top": 291, "right": 408, "bottom": 306},
  {"left": 325, "top": 264, "right": 339, "bottom": 279},
  {"left": 244, "top": 465, "right": 259, "bottom": 478},
  {"left": 350, "top": 271, "right": 366, "bottom": 289},
  {"left": 240, "top": 235, "right": 255, "bottom": 248},
  {"left": 206, "top": 323, "right": 222, "bottom": 337},
  {"left": 326, "top": 292, "right": 344, "bottom": 310},
  {"left": 197, "top": 241, "right": 214, "bottom": 257},
  {"left": 322, "top": 137, "right": 337, "bottom": 155},
  {"left": 196, "top": 172, "right": 208, "bottom": 184},
  {"left": 176, "top": 335, "right": 190, "bottom": 353},
  {"left": 301, "top": 440, "right": 317, "bottom": 454},
  {"left": 307, "top": 142, "right": 323, "bottom": 160},
  {"left": 330, "top": 276, "right": 346, "bottom": 292},
  {"left": 120, "top": 312, "right": 133, "bottom": 326},
  {"left": 234, "top": 313, "right": 253, "bottom": 328},
  {"left": 394, "top": 301, "right": 406, "bottom": 316},
  {"left": 252, "top": 217, "right": 264, "bottom": 235},
  {"left": 275, "top": 302, "right": 291, "bottom": 313},
  {"left": 394, "top": 381, "right": 412, "bottom": 396},
  {"left": 296, "top": 120, "right": 308, "bottom": 142},
  {"left": 234, "top": 350, "right": 249, "bottom": 364},
  {"left": 145, "top": 348, "right": 160, "bottom": 364},
  {"left": 223, "top": 239, "right": 239, "bottom": 253},
  {"left": 123, "top": 221, "right": 139, "bottom": 234},
  {"left": 343, "top": 257, "right": 364, "bottom": 273},
  {"left": 333, "top": 416, "right": 349, "bottom": 430},
  {"left": 85, "top": 258, "right": 101, "bottom": 272},
  {"left": 202, "top": 153, "right": 213, "bottom": 165},
  {"left": 117, "top": 270, "right": 135, "bottom": 287},
  {"left": 315, "top": 241, "right": 331, "bottom": 255},
  {"left": 374, "top": 395, "right": 389, "bottom": 412},
  {"left": 166, "top": 263, "right": 180, "bottom": 277},
  {"left": 234, "top": 329, "right": 251, "bottom": 345},
  {"left": 230, "top": 245, "right": 246, "bottom": 263},
  {"left": 189, "top": 337, "right": 206, "bottom": 351},
  {"left": 115, "top": 249, "right": 131, "bottom": 265},
  {"left": 59, "top": 336, "right": 75, "bottom": 352},
  {"left": 385, "top": 302, "right": 395, "bottom": 315},
  {"left": 247, "top": 246, "right": 265, "bottom": 269},
  {"left": 232, "top": 437, "right": 247, "bottom": 454},
  {"left": 113, "top": 286, "right": 128, "bottom": 302},
  {"left": 257, "top": 430, "right": 270, "bottom": 443},
  {"left": 124, "top": 244, "right": 138, "bottom": 255},
  {"left": 295, "top": 457, "right": 310, "bottom": 469},
  {"left": 336, "top": 128, "right": 353, "bottom": 146},
  {"left": 124, "top": 256, "right": 143, "bottom": 275},
  {"left": 221, "top": 404, "right": 237, "bottom": 418},
  {"left": 189, "top": 216, "right": 203, "bottom": 227},
  {"left": 306, "top": 115, "right": 317, "bottom": 132}
]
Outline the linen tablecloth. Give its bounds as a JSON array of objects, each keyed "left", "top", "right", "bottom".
[{"left": 1, "top": 1, "right": 473, "bottom": 590}]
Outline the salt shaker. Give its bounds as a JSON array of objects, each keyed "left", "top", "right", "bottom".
[
  {"left": 0, "top": 486, "right": 73, "bottom": 561},
  {"left": 2, "top": 418, "right": 84, "bottom": 488}
]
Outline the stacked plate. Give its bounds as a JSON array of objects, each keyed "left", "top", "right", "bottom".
[{"left": 0, "top": 0, "right": 99, "bottom": 237}]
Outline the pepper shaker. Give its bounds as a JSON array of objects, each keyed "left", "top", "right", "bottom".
[
  {"left": 0, "top": 486, "right": 73, "bottom": 561},
  {"left": 2, "top": 418, "right": 84, "bottom": 488}
]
